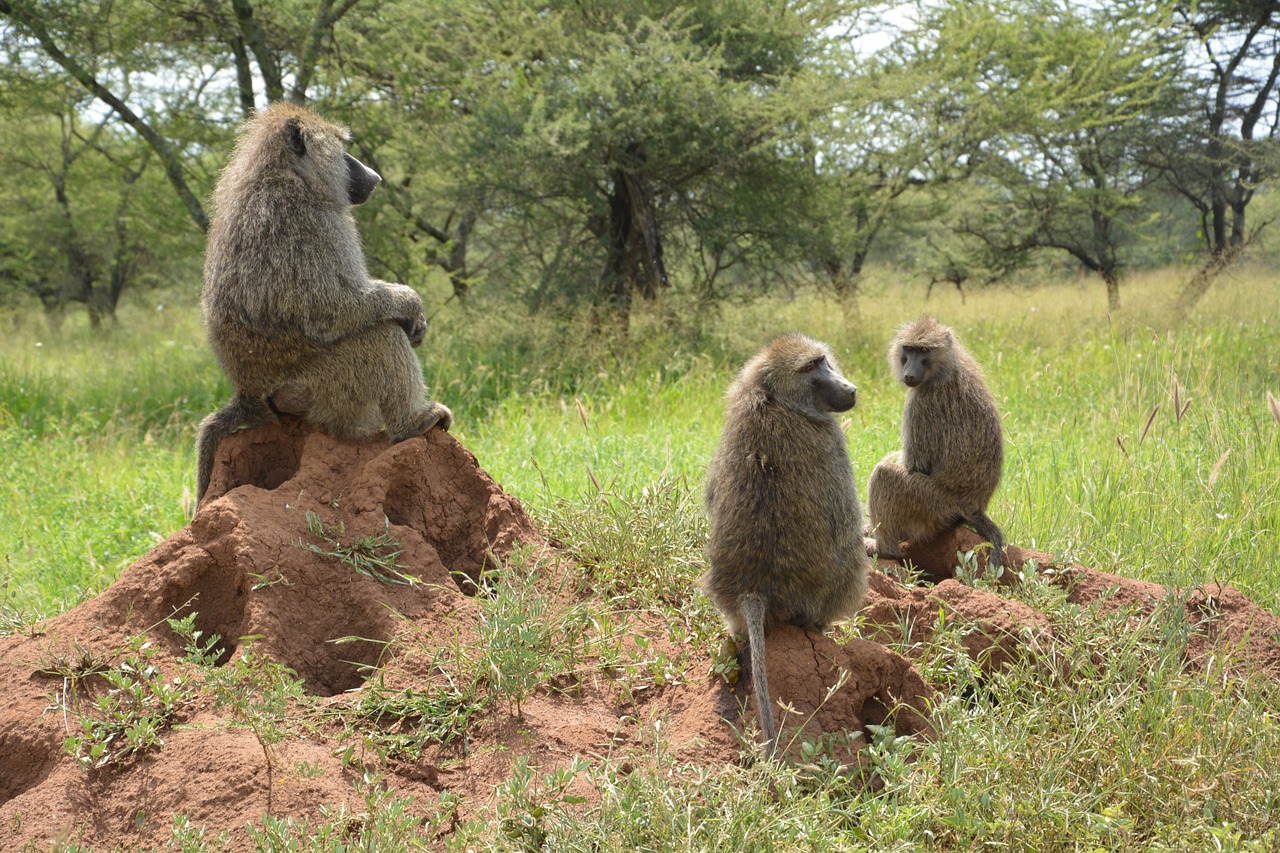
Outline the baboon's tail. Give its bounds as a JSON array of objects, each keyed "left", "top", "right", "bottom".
[
  {"left": 740, "top": 593, "right": 777, "bottom": 757},
  {"left": 970, "top": 510, "right": 1006, "bottom": 571},
  {"left": 195, "top": 394, "right": 275, "bottom": 506}
]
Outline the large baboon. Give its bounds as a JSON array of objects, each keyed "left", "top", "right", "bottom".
[
  {"left": 867, "top": 317, "right": 1005, "bottom": 569},
  {"left": 703, "top": 333, "right": 870, "bottom": 755},
  {"left": 195, "top": 103, "right": 451, "bottom": 505}
]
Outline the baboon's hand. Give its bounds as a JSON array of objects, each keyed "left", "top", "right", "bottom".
[
  {"left": 401, "top": 309, "right": 427, "bottom": 348},
  {"left": 384, "top": 282, "right": 426, "bottom": 347},
  {"left": 430, "top": 402, "right": 453, "bottom": 432}
]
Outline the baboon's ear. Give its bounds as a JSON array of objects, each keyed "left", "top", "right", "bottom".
[{"left": 284, "top": 119, "right": 307, "bottom": 158}]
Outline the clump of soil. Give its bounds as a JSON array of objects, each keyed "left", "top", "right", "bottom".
[{"left": 1, "top": 421, "right": 1277, "bottom": 849}]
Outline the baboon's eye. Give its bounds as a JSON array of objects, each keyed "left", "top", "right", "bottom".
[{"left": 800, "top": 356, "right": 825, "bottom": 373}]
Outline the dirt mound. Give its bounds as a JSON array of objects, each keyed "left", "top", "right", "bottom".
[
  {"left": 885, "top": 527, "right": 1280, "bottom": 681},
  {"left": 2, "top": 425, "right": 1278, "bottom": 848}
]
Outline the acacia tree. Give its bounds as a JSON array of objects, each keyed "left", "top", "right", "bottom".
[
  {"left": 0, "top": 0, "right": 406, "bottom": 232},
  {"left": 0, "top": 57, "right": 201, "bottom": 326},
  {"left": 799, "top": 3, "right": 1017, "bottom": 311},
  {"left": 1173, "top": 0, "right": 1280, "bottom": 255},
  {"left": 918, "top": 0, "right": 1187, "bottom": 310},
  {"left": 1150, "top": 0, "right": 1280, "bottom": 312},
  {"left": 375, "top": 0, "right": 867, "bottom": 319},
  {"left": 0, "top": 0, "right": 218, "bottom": 230}
]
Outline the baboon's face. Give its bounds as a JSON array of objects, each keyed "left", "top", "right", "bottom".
[
  {"left": 279, "top": 113, "right": 381, "bottom": 206},
  {"left": 801, "top": 352, "right": 858, "bottom": 413},
  {"left": 345, "top": 152, "right": 382, "bottom": 205},
  {"left": 898, "top": 346, "right": 934, "bottom": 388}
]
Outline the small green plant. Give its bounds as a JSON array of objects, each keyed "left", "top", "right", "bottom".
[
  {"left": 469, "top": 547, "right": 601, "bottom": 714},
  {"left": 953, "top": 544, "right": 1007, "bottom": 587},
  {"left": 166, "top": 814, "right": 232, "bottom": 852},
  {"left": 476, "top": 559, "right": 560, "bottom": 716},
  {"left": 294, "top": 760, "right": 324, "bottom": 780},
  {"left": 343, "top": 670, "right": 486, "bottom": 761},
  {"left": 206, "top": 636, "right": 306, "bottom": 769},
  {"left": 708, "top": 635, "right": 742, "bottom": 686},
  {"left": 58, "top": 635, "right": 191, "bottom": 769},
  {"left": 295, "top": 512, "right": 418, "bottom": 586},
  {"left": 34, "top": 636, "right": 116, "bottom": 682},
  {"left": 246, "top": 771, "right": 430, "bottom": 849},
  {"left": 168, "top": 613, "right": 224, "bottom": 667},
  {"left": 491, "top": 756, "right": 590, "bottom": 850},
  {"left": 542, "top": 473, "right": 706, "bottom": 607},
  {"left": 170, "top": 612, "right": 307, "bottom": 775},
  {"left": 247, "top": 569, "right": 294, "bottom": 591},
  {"left": 797, "top": 728, "right": 865, "bottom": 779}
]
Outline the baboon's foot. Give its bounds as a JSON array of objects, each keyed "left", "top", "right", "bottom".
[
  {"left": 389, "top": 402, "right": 453, "bottom": 443},
  {"left": 863, "top": 536, "right": 880, "bottom": 558},
  {"left": 271, "top": 386, "right": 312, "bottom": 416},
  {"left": 873, "top": 536, "right": 907, "bottom": 561},
  {"left": 984, "top": 544, "right": 1006, "bottom": 571}
]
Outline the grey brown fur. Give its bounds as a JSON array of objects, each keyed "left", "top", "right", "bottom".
[
  {"left": 867, "top": 317, "right": 1005, "bottom": 569},
  {"left": 196, "top": 103, "right": 451, "bottom": 505},
  {"left": 703, "top": 333, "right": 870, "bottom": 756}
]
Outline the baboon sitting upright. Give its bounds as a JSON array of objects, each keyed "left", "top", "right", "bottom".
[
  {"left": 703, "top": 333, "right": 870, "bottom": 756},
  {"left": 867, "top": 317, "right": 1005, "bottom": 569},
  {"left": 195, "top": 102, "right": 452, "bottom": 505}
]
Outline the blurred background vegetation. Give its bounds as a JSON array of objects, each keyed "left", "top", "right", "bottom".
[{"left": 2, "top": 0, "right": 1279, "bottom": 330}]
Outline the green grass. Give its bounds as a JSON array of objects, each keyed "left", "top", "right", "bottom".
[
  {"left": 3, "top": 264, "right": 1278, "bottom": 612},
  {"left": 3, "top": 264, "right": 1280, "bottom": 848}
]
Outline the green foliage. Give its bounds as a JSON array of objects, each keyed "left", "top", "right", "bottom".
[
  {"left": 543, "top": 472, "right": 707, "bottom": 606},
  {"left": 169, "top": 613, "right": 308, "bottom": 770},
  {"left": 166, "top": 814, "right": 233, "bottom": 853},
  {"left": 344, "top": 673, "right": 486, "bottom": 761},
  {"left": 56, "top": 633, "right": 192, "bottom": 769},
  {"left": 441, "top": 592, "right": 1280, "bottom": 851},
  {"left": 487, "top": 756, "right": 590, "bottom": 851},
  {"left": 0, "top": 16, "right": 207, "bottom": 320},
  {"left": 5, "top": 0, "right": 1279, "bottom": 320},
  {"left": 893, "top": 0, "right": 1193, "bottom": 302},
  {"left": 295, "top": 512, "right": 419, "bottom": 587},
  {"left": 375, "top": 0, "right": 867, "bottom": 305},
  {"left": 206, "top": 638, "right": 307, "bottom": 767},
  {"left": 245, "top": 772, "right": 438, "bottom": 851},
  {"left": 473, "top": 549, "right": 585, "bottom": 715}
]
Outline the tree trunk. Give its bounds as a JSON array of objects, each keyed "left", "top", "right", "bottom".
[
  {"left": 441, "top": 210, "right": 475, "bottom": 302},
  {"left": 1230, "top": 194, "right": 1249, "bottom": 247},
  {"left": 1101, "top": 267, "right": 1121, "bottom": 312},
  {"left": 600, "top": 166, "right": 638, "bottom": 314},
  {"left": 597, "top": 148, "right": 669, "bottom": 317},
  {"left": 821, "top": 256, "right": 860, "bottom": 324},
  {"left": 1174, "top": 242, "right": 1241, "bottom": 318}
]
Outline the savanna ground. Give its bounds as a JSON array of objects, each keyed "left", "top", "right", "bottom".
[{"left": 1, "top": 264, "right": 1279, "bottom": 850}]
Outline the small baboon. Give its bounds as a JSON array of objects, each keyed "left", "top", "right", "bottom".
[
  {"left": 867, "top": 317, "right": 1005, "bottom": 569},
  {"left": 195, "top": 102, "right": 451, "bottom": 505},
  {"left": 703, "top": 333, "right": 870, "bottom": 756}
]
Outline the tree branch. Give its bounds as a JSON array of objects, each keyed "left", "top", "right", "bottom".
[
  {"left": 230, "top": 0, "right": 284, "bottom": 102},
  {"left": 290, "top": 0, "right": 362, "bottom": 102},
  {"left": 0, "top": 0, "right": 209, "bottom": 230}
]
